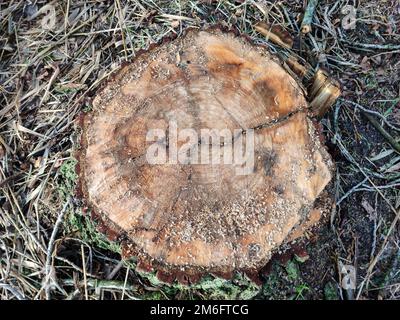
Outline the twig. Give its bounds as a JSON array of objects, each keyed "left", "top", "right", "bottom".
[
  {"left": 44, "top": 198, "right": 71, "bottom": 300},
  {"left": 106, "top": 260, "right": 124, "bottom": 280},
  {"left": 0, "top": 282, "right": 26, "bottom": 300},
  {"left": 62, "top": 279, "right": 138, "bottom": 292},
  {"left": 54, "top": 255, "right": 98, "bottom": 279},
  {"left": 81, "top": 245, "right": 89, "bottom": 300},
  {"left": 344, "top": 41, "right": 400, "bottom": 51},
  {"left": 254, "top": 22, "right": 293, "bottom": 49},
  {"left": 38, "top": 64, "right": 60, "bottom": 108},
  {"left": 361, "top": 112, "right": 400, "bottom": 154},
  {"left": 341, "top": 99, "right": 400, "bottom": 132},
  {"left": 121, "top": 265, "right": 130, "bottom": 300},
  {"left": 336, "top": 177, "right": 368, "bottom": 205},
  {"left": 301, "top": 0, "right": 319, "bottom": 34},
  {"left": 0, "top": 173, "right": 23, "bottom": 188}
]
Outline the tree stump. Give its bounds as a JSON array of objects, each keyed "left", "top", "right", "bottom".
[{"left": 78, "top": 28, "right": 334, "bottom": 282}]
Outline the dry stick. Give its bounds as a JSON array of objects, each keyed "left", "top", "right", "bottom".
[
  {"left": 81, "top": 245, "right": 89, "bottom": 300},
  {"left": 301, "top": 0, "right": 319, "bottom": 34},
  {"left": 121, "top": 265, "right": 130, "bottom": 300},
  {"left": 106, "top": 260, "right": 124, "bottom": 280},
  {"left": 0, "top": 282, "right": 25, "bottom": 300},
  {"left": 361, "top": 112, "right": 400, "bottom": 154},
  {"left": 336, "top": 177, "right": 369, "bottom": 206},
  {"left": 115, "top": 0, "right": 128, "bottom": 60},
  {"left": 254, "top": 23, "right": 293, "bottom": 49},
  {"left": 342, "top": 99, "right": 400, "bottom": 132},
  {"left": 0, "top": 173, "right": 23, "bottom": 188},
  {"left": 38, "top": 65, "right": 60, "bottom": 108},
  {"left": 0, "top": 239, "right": 11, "bottom": 279},
  {"left": 44, "top": 198, "right": 71, "bottom": 300},
  {"left": 344, "top": 41, "right": 400, "bottom": 51},
  {"left": 54, "top": 256, "right": 98, "bottom": 279},
  {"left": 0, "top": 135, "right": 13, "bottom": 154},
  {"left": 62, "top": 279, "right": 137, "bottom": 292}
]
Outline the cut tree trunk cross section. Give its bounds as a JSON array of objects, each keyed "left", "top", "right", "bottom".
[{"left": 78, "top": 28, "right": 334, "bottom": 279}]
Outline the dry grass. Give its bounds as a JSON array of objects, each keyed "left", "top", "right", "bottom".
[{"left": 0, "top": 0, "right": 399, "bottom": 300}]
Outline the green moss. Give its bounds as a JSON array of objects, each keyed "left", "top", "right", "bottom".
[
  {"left": 57, "top": 158, "right": 78, "bottom": 200},
  {"left": 324, "top": 282, "right": 339, "bottom": 300},
  {"left": 66, "top": 210, "right": 121, "bottom": 254},
  {"left": 137, "top": 272, "right": 260, "bottom": 300},
  {"left": 285, "top": 260, "right": 300, "bottom": 281},
  {"left": 261, "top": 260, "right": 314, "bottom": 299},
  {"left": 82, "top": 103, "right": 92, "bottom": 113},
  {"left": 57, "top": 157, "right": 121, "bottom": 253},
  {"left": 292, "top": 283, "right": 310, "bottom": 300},
  {"left": 262, "top": 269, "right": 280, "bottom": 297},
  {"left": 54, "top": 85, "right": 81, "bottom": 94}
]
